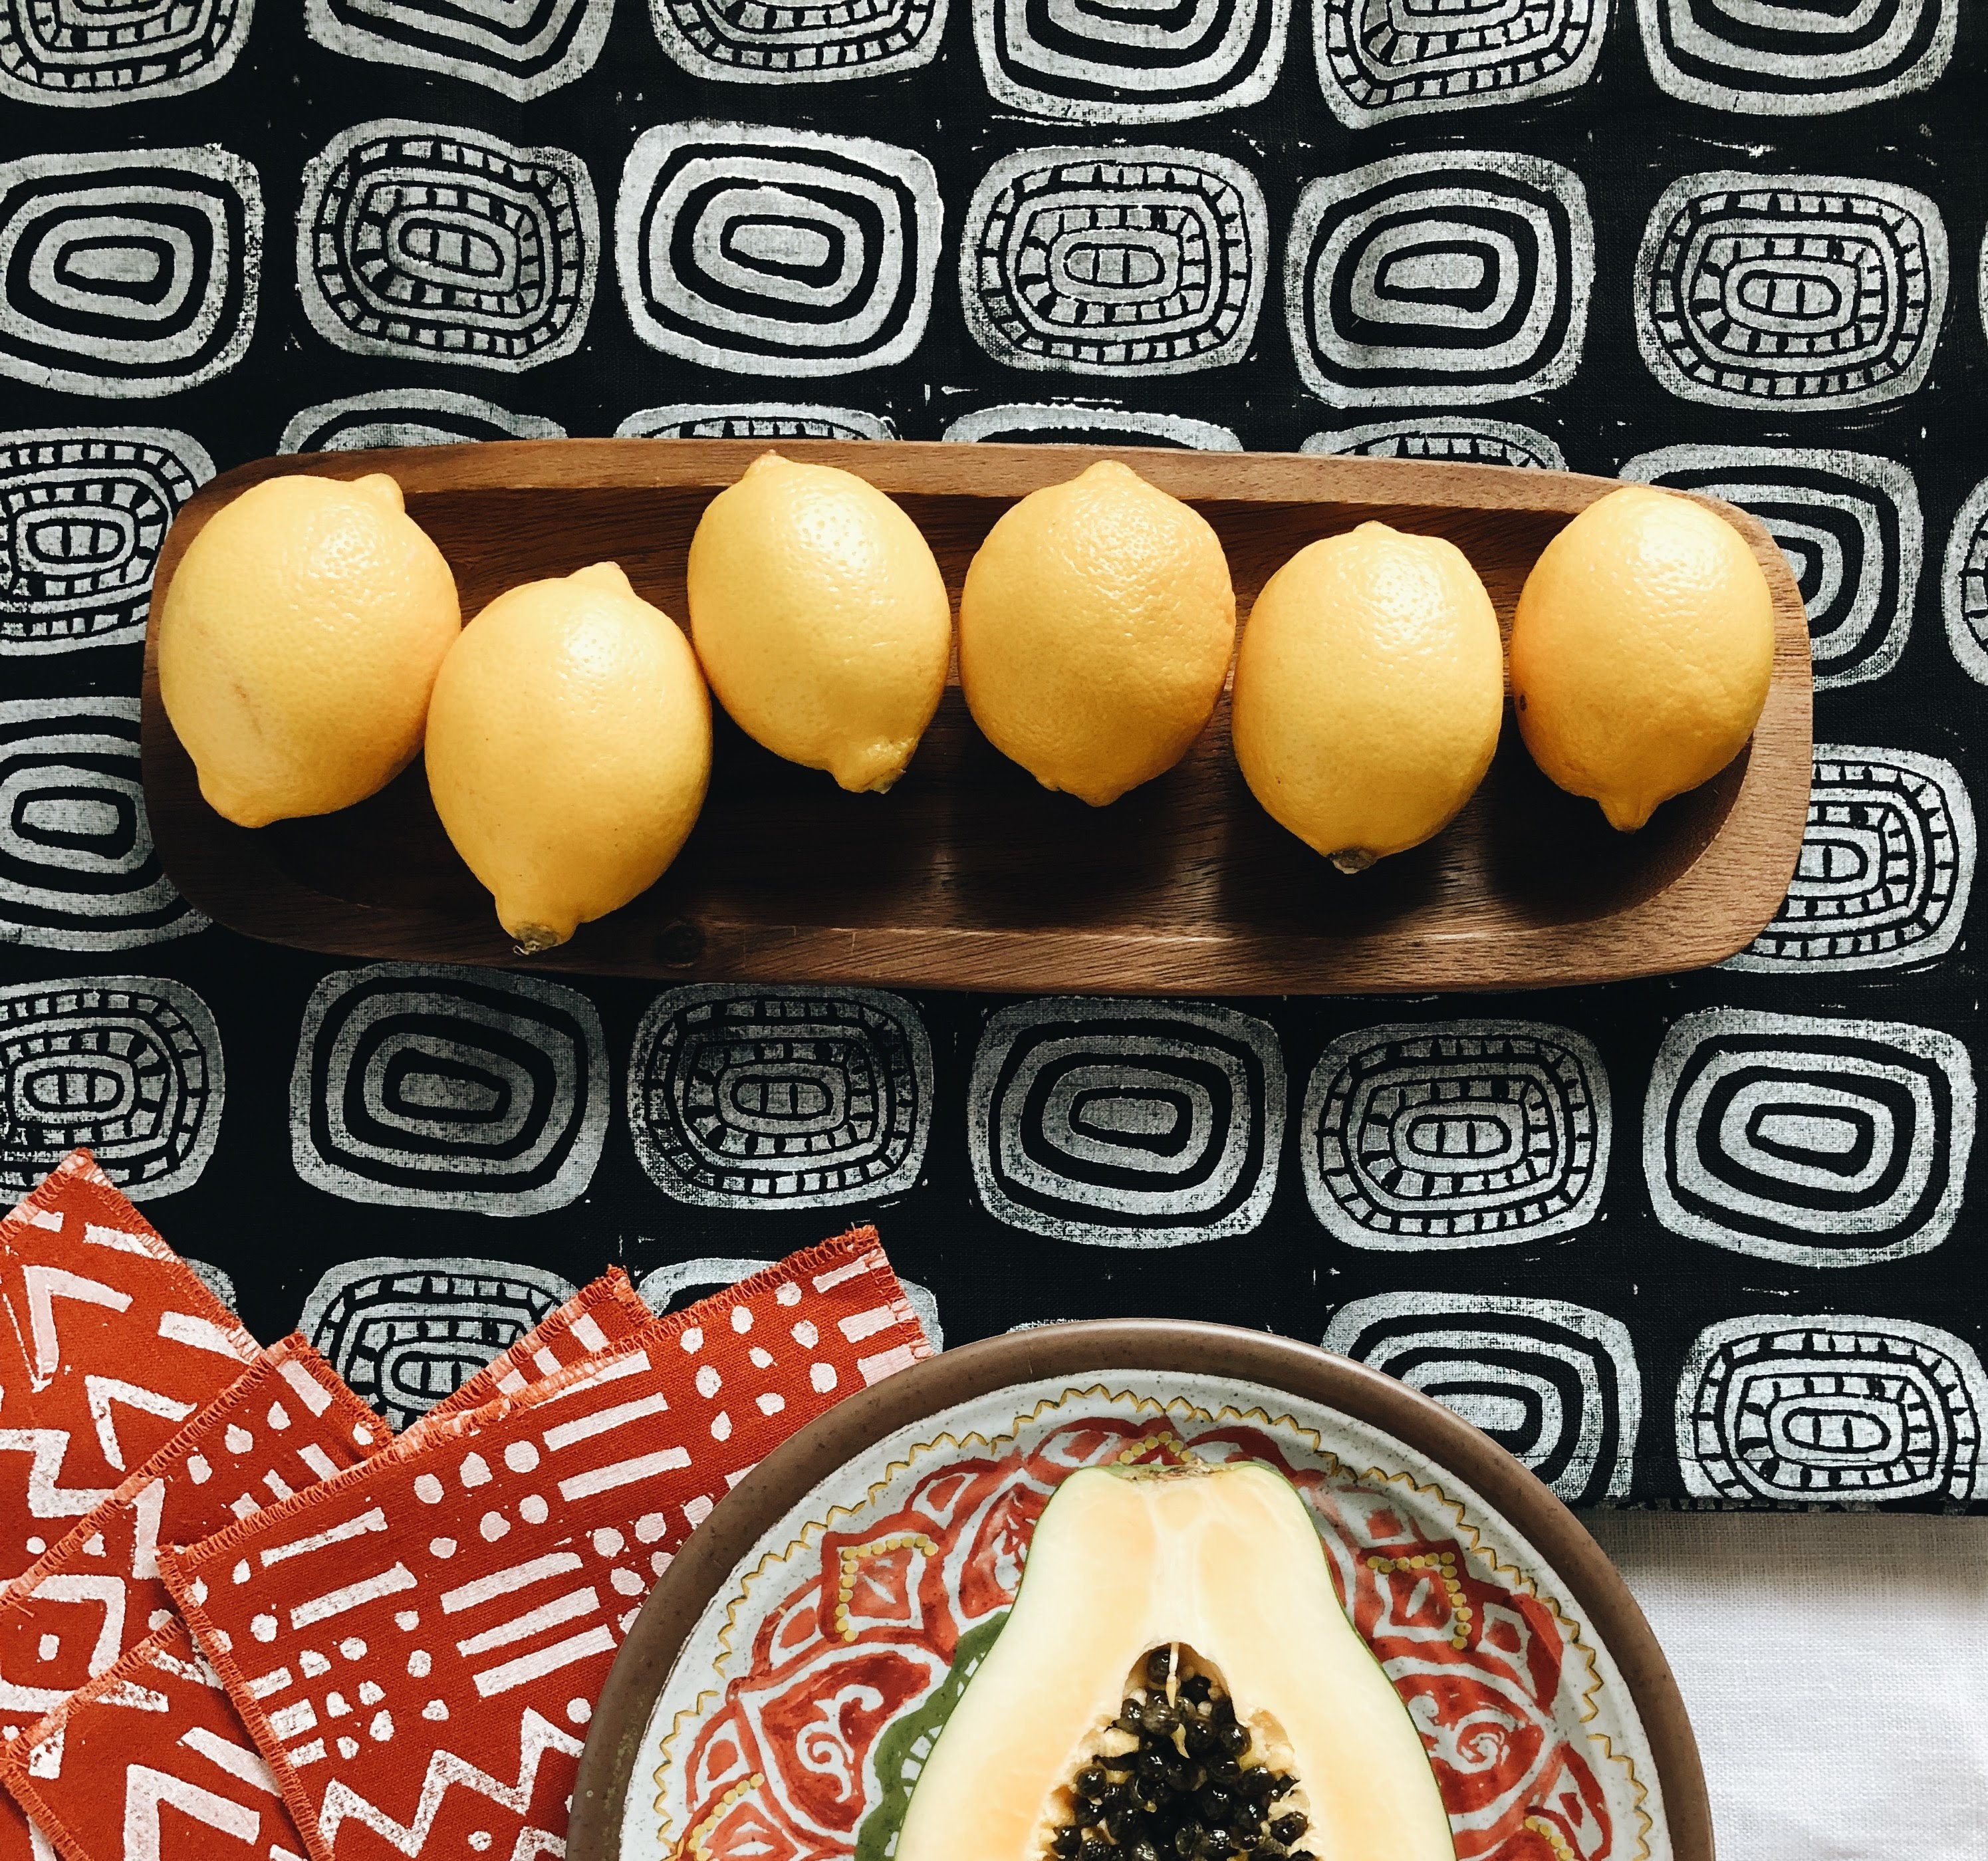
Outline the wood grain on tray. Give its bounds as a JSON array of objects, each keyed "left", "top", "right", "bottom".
[{"left": 140, "top": 439, "right": 1812, "bottom": 993}]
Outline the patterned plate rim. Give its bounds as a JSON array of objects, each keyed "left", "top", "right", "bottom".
[{"left": 567, "top": 1320, "right": 1712, "bottom": 1861}]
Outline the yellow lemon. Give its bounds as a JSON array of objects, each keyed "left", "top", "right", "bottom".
[
  {"left": 158, "top": 472, "right": 459, "bottom": 826},
  {"left": 424, "top": 562, "right": 711, "bottom": 953},
  {"left": 1232, "top": 521, "right": 1504, "bottom": 870},
  {"left": 687, "top": 452, "right": 951, "bottom": 793},
  {"left": 959, "top": 459, "right": 1235, "bottom": 806},
  {"left": 1511, "top": 484, "right": 1775, "bottom": 832}
]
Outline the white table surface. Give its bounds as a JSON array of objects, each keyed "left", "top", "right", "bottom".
[{"left": 1581, "top": 1512, "right": 1988, "bottom": 1860}]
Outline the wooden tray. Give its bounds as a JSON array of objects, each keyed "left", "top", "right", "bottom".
[
  {"left": 140, "top": 439, "right": 1811, "bottom": 994},
  {"left": 568, "top": 1320, "right": 1711, "bottom": 1861}
]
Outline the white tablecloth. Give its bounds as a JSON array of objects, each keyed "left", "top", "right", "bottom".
[{"left": 1581, "top": 1512, "right": 1988, "bottom": 1860}]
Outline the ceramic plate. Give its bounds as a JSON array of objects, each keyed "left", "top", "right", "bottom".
[{"left": 571, "top": 1323, "right": 1709, "bottom": 1861}]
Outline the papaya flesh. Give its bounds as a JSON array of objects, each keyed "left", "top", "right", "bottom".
[{"left": 894, "top": 1460, "right": 1453, "bottom": 1861}]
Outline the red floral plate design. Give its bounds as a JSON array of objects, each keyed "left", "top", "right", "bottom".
[{"left": 572, "top": 1326, "right": 1707, "bottom": 1861}]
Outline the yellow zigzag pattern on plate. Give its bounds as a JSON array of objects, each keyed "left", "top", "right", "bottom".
[{"left": 651, "top": 1384, "right": 1646, "bottom": 1861}]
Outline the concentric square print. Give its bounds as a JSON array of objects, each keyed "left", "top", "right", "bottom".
[
  {"left": 616, "top": 125, "right": 939, "bottom": 377},
  {"left": 0, "top": 0, "right": 1984, "bottom": 1537},
  {"left": 297, "top": 122, "right": 596, "bottom": 372},
  {"left": 962, "top": 148, "right": 1269, "bottom": 376},
  {"left": 1285, "top": 152, "right": 1592, "bottom": 406},
  {"left": 0, "top": 148, "right": 261, "bottom": 398}
]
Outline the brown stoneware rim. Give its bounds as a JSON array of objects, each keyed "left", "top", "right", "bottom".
[{"left": 570, "top": 1320, "right": 1713, "bottom": 1861}]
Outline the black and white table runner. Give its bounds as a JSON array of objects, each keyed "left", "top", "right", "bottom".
[{"left": 1, "top": 0, "right": 1983, "bottom": 1509}]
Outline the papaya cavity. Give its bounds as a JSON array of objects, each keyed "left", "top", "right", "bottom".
[{"left": 894, "top": 1461, "right": 1453, "bottom": 1861}]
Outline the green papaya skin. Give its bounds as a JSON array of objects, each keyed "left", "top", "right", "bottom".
[{"left": 858, "top": 1613, "right": 1009, "bottom": 1861}]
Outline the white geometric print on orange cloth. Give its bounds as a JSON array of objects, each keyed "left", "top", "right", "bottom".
[
  {"left": 0, "top": 1337, "right": 384, "bottom": 1861},
  {"left": 0, "top": 1336, "right": 384, "bottom": 1731},
  {"left": 407, "top": 1269, "right": 658, "bottom": 1442},
  {"left": 159, "top": 1234, "right": 930, "bottom": 1861},
  {"left": 0, "top": 1152, "right": 257, "bottom": 1580},
  {"left": 0, "top": 1616, "right": 311, "bottom": 1861},
  {"left": 638, "top": 1257, "right": 945, "bottom": 1351}
]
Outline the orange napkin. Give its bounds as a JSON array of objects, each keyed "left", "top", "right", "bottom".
[
  {"left": 1, "top": 1616, "right": 313, "bottom": 1861},
  {"left": 0, "top": 1152, "right": 259, "bottom": 1580},
  {"left": 0, "top": 1334, "right": 386, "bottom": 1737},
  {"left": 0, "top": 1159, "right": 380, "bottom": 1861},
  {"left": 160, "top": 1235, "right": 930, "bottom": 1861}
]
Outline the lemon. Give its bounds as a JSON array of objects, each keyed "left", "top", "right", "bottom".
[
  {"left": 1231, "top": 521, "right": 1504, "bottom": 870},
  {"left": 424, "top": 562, "right": 711, "bottom": 953},
  {"left": 158, "top": 472, "right": 459, "bottom": 826},
  {"left": 1511, "top": 485, "right": 1775, "bottom": 832},
  {"left": 687, "top": 453, "right": 951, "bottom": 793},
  {"left": 959, "top": 459, "right": 1235, "bottom": 806}
]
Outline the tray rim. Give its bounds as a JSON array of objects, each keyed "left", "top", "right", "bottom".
[
  {"left": 566, "top": 1317, "right": 1713, "bottom": 1861},
  {"left": 139, "top": 438, "right": 1812, "bottom": 995}
]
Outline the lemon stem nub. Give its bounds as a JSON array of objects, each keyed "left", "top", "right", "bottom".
[
  {"left": 1329, "top": 849, "right": 1378, "bottom": 875},
  {"left": 509, "top": 923, "right": 570, "bottom": 957}
]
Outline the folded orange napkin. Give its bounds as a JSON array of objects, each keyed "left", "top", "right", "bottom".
[
  {"left": 0, "top": 1334, "right": 385, "bottom": 1729},
  {"left": 0, "top": 1153, "right": 260, "bottom": 1579},
  {"left": 0, "top": 1156, "right": 933, "bottom": 1861},
  {"left": 2, "top": 1616, "right": 313, "bottom": 1861},
  {"left": 159, "top": 1237, "right": 929, "bottom": 1861}
]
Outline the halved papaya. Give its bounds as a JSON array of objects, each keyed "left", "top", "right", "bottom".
[{"left": 894, "top": 1460, "right": 1452, "bottom": 1861}]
